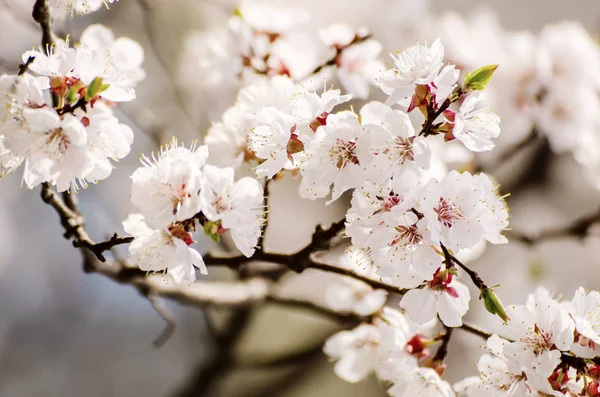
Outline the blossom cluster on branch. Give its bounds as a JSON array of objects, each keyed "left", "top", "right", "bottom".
[
  {"left": 2, "top": 1, "right": 600, "bottom": 396},
  {"left": 0, "top": 24, "right": 142, "bottom": 191}
]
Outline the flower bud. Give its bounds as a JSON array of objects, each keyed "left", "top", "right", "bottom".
[
  {"left": 464, "top": 65, "right": 498, "bottom": 91},
  {"left": 481, "top": 287, "right": 510, "bottom": 323}
]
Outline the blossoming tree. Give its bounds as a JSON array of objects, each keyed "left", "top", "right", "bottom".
[{"left": 2, "top": 0, "right": 600, "bottom": 396}]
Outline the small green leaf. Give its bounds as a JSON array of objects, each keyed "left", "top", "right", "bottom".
[
  {"left": 464, "top": 65, "right": 499, "bottom": 91},
  {"left": 85, "top": 77, "right": 108, "bottom": 101}
]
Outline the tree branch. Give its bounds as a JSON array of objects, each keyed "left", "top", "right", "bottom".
[
  {"left": 32, "top": 0, "right": 53, "bottom": 52},
  {"left": 471, "top": 129, "right": 538, "bottom": 174},
  {"left": 145, "top": 291, "right": 176, "bottom": 348},
  {"left": 441, "top": 242, "right": 488, "bottom": 290},
  {"left": 257, "top": 178, "right": 270, "bottom": 252},
  {"left": 41, "top": 184, "right": 132, "bottom": 263},
  {"left": 311, "top": 34, "right": 372, "bottom": 76},
  {"left": 432, "top": 325, "right": 453, "bottom": 362},
  {"left": 507, "top": 205, "right": 600, "bottom": 245}
]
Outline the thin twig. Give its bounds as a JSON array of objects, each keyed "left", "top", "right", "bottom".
[
  {"left": 441, "top": 242, "right": 487, "bottom": 290},
  {"left": 459, "top": 322, "right": 493, "bottom": 340},
  {"left": 507, "top": 205, "right": 600, "bottom": 245},
  {"left": 145, "top": 292, "right": 176, "bottom": 348},
  {"left": 257, "top": 178, "right": 270, "bottom": 252},
  {"left": 432, "top": 325, "right": 453, "bottom": 362},
  {"left": 41, "top": 183, "right": 133, "bottom": 262},
  {"left": 472, "top": 129, "right": 538, "bottom": 174},
  {"left": 311, "top": 34, "right": 373, "bottom": 76}
]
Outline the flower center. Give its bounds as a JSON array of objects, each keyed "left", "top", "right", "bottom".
[
  {"left": 330, "top": 138, "right": 359, "bottom": 170},
  {"left": 434, "top": 197, "right": 464, "bottom": 228},
  {"left": 522, "top": 324, "right": 554, "bottom": 355},
  {"left": 391, "top": 224, "right": 422, "bottom": 246},
  {"left": 212, "top": 196, "right": 231, "bottom": 214},
  {"left": 46, "top": 128, "right": 70, "bottom": 154}
]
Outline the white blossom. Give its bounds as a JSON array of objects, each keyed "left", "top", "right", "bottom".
[
  {"left": 298, "top": 111, "right": 364, "bottom": 203},
  {"left": 199, "top": 165, "right": 264, "bottom": 257},
  {"left": 444, "top": 92, "right": 501, "bottom": 152},
  {"left": 325, "top": 277, "right": 387, "bottom": 316},
  {"left": 568, "top": 287, "right": 600, "bottom": 358},
  {"left": 130, "top": 139, "right": 208, "bottom": 229},
  {"left": 503, "top": 287, "right": 574, "bottom": 377},
  {"left": 122, "top": 213, "right": 207, "bottom": 284},
  {"left": 48, "top": 0, "right": 118, "bottom": 15},
  {"left": 357, "top": 101, "right": 430, "bottom": 182},
  {"left": 323, "top": 308, "right": 417, "bottom": 383},
  {"left": 377, "top": 38, "right": 445, "bottom": 107},
  {"left": 400, "top": 268, "right": 470, "bottom": 327},
  {"left": 388, "top": 367, "right": 455, "bottom": 397},
  {"left": 418, "top": 171, "right": 508, "bottom": 251}
]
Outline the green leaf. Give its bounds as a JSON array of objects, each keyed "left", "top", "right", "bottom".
[
  {"left": 85, "top": 77, "right": 108, "bottom": 101},
  {"left": 464, "top": 65, "right": 499, "bottom": 91}
]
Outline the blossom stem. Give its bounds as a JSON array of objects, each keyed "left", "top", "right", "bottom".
[
  {"left": 440, "top": 242, "right": 487, "bottom": 290},
  {"left": 257, "top": 178, "right": 271, "bottom": 252},
  {"left": 420, "top": 87, "right": 462, "bottom": 137},
  {"left": 432, "top": 325, "right": 453, "bottom": 362}
]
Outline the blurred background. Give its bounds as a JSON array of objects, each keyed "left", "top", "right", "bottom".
[{"left": 0, "top": 0, "right": 599, "bottom": 396}]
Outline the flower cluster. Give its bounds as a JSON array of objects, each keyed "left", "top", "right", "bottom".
[
  {"left": 123, "top": 139, "right": 265, "bottom": 284},
  {"left": 178, "top": 0, "right": 384, "bottom": 120},
  {"left": 0, "top": 25, "right": 143, "bottom": 191},
  {"left": 324, "top": 307, "right": 456, "bottom": 396},
  {"left": 220, "top": 39, "right": 505, "bottom": 331},
  {"left": 431, "top": 13, "right": 600, "bottom": 189},
  {"left": 457, "top": 287, "right": 600, "bottom": 397}
]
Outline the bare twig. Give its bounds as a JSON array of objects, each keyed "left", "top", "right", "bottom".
[
  {"left": 41, "top": 184, "right": 133, "bottom": 262},
  {"left": 508, "top": 205, "right": 600, "bottom": 245},
  {"left": 441, "top": 242, "right": 487, "bottom": 290},
  {"left": 472, "top": 129, "right": 538, "bottom": 174},
  {"left": 432, "top": 325, "right": 453, "bottom": 362},
  {"left": 238, "top": 337, "right": 326, "bottom": 369},
  {"left": 267, "top": 295, "right": 367, "bottom": 323},
  {"left": 257, "top": 178, "right": 270, "bottom": 252},
  {"left": 145, "top": 292, "right": 176, "bottom": 348},
  {"left": 311, "top": 34, "right": 372, "bottom": 76},
  {"left": 459, "top": 322, "right": 493, "bottom": 340}
]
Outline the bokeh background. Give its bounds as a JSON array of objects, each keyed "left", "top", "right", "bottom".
[{"left": 0, "top": 0, "right": 599, "bottom": 396}]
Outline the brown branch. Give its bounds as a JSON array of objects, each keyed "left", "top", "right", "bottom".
[
  {"left": 507, "top": 205, "right": 600, "bottom": 246},
  {"left": 471, "top": 129, "right": 538, "bottom": 174},
  {"left": 257, "top": 178, "right": 270, "bottom": 252},
  {"left": 266, "top": 295, "right": 367, "bottom": 323},
  {"left": 41, "top": 184, "right": 132, "bottom": 262},
  {"left": 420, "top": 88, "right": 462, "bottom": 137},
  {"left": 32, "top": 0, "right": 53, "bottom": 52},
  {"left": 174, "top": 307, "right": 253, "bottom": 397},
  {"left": 432, "top": 325, "right": 453, "bottom": 362},
  {"left": 311, "top": 34, "right": 373, "bottom": 76},
  {"left": 459, "top": 322, "right": 493, "bottom": 340},
  {"left": 441, "top": 242, "right": 487, "bottom": 290}
]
